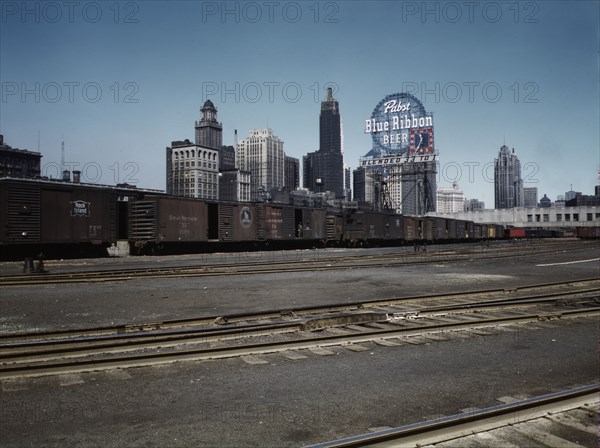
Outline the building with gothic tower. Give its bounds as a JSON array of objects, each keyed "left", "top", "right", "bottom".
[
  {"left": 166, "top": 100, "right": 223, "bottom": 199},
  {"left": 195, "top": 100, "right": 223, "bottom": 149},
  {"left": 494, "top": 145, "right": 524, "bottom": 209}
]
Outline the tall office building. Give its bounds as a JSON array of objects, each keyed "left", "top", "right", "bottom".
[
  {"left": 195, "top": 100, "right": 222, "bottom": 149},
  {"left": 166, "top": 100, "right": 226, "bottom": 199},
  {"left": 344, "top": 164, "right": 352, "bottom": 201},
  {"left": 166, "top": 139, "right": 219, "bottom": 199},
  {"left": 524, "top": 187, "right": 538, "bottom": 208},
  {"left": 284, "top": 155, "right": 300, "bottom": 190},
  {"left": 303, "top": 88, "right": 344, "bottom": 198},
  {"left": 494, "top": 145, "right": 524, "bottom": 209},
  {"left": 437, "top": 183, "right": 464, "bottom": 213},
  {"left": 236, "top": 128, "right": 285, "bottom": 200}
]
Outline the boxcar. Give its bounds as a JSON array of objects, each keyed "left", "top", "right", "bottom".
[
  {"left": 220, "top": 203, "right": 258, "bottom": 242},
  {"left": 129, "top": 195, "right": 208, "bottom": 245},
  {"left": 403, "top": 216, "right": 418, "bottom": 241},
  {"left": 429, "top": 217, "right": 447, "bottom": 241},
  {"left": 0, "top": 177, "right": 138, "bottom": 259},
  {"left": 577, "top": 226, "right": 600, "bottom": 238}
]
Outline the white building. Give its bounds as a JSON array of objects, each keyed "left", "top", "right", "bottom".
[
  {"left": 237, "top": 128, "right": 285, "bottom": 200},
  {"left": 436, "top": 182, "right": 464, "bottom": 213},
  {"left": 431, "top": 206, "right": 600, "bottom": 229},
  {"left": 166, "top": 140, "right": 219, "bottom": 200}
]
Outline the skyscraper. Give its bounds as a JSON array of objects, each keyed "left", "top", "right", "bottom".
[
  {"left": 166, "top": 139, "right": 219, "bottom": 199},
  {"left": 195, "top": 100, "right": 222, "bottom": 149},
  {"left": 236, "top": 128, "right": 285, "bottom": 200},
  {"left": 437, "top": 182, "right": 464, "bottom": 213},
  {"left": 284, "top": 155, "right": 300, "bottom": 190},
  {"left": 494, "top": 145, "right": 524, "bottom": 209},
  {"left": 166, "top": 100, "right": 224, "bottom": 199},
  {"left": 524, "top": 187, "right": 538, "bottom": 208},
  {"left": 303, "top": 88, "right": 344, "bottom": 198}
]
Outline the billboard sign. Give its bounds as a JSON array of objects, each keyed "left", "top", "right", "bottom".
[{"left": 363, "top": 92, "right": 435, "bottom": 159}]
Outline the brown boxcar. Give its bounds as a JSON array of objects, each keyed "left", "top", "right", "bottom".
[
  {"left": 473, "top": 223, "right": 483, "bottom": 239},
  {"left": 455, "top": 220, "right": 467, "bottom": 239},
  {"left": 309, "top": 209, "right": 327, "bottom": 239},
  {"left": 403, "top": 216, "right": 418, "bottom": 241},
  {"left": 41, "top": 187, "right": 114, "bottom": 243},
  {"left": 325, "top": 212, "right": 344, "bottom": 240},
  {"left": 0, "top": 178, "right": 118, "bottom": 246},
  {"left": 430, "top": 217, "right": 447, "bottom": 240},
  {"left": 1, "top": 178, "right": 42, "bottom": 244},
  {"left": 129, "top": 196, "right": 208, "bottom": 244},
  {"left": 261, "top": 204, "right": 284, "bottom": 239},
  {"left": 577, "top": 227, "right": 600, "bottom": 238},
  {"left": 231, "top": 204, "right": 258, "bottom": 241},
  {"left": 386, "top": 214, "right": 404, "bottom": 239},
  {"left": 466, "top": 221, "right": 475, "bottom": 239},
  {"left": 446, "top": 219, "right": 458, "bottom": 240}
]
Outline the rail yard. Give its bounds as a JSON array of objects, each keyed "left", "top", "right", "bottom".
[{"left": 1, "top": 238, "right": 598, "bottom": 447}]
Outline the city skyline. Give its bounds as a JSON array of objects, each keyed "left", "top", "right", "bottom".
[{"left": 1, "top": 1, "right": 598, "bottom": 207}]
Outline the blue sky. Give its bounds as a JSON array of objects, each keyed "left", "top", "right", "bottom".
[{"left": 1, "top": 0, "right": 598, "bottom": 206}]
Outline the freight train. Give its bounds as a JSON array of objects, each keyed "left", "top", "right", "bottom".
[{"left": 0, "top": 177, "right": 594, "bottom": 260}]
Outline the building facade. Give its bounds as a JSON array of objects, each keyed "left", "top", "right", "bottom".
[
  {"left": 524, "top": 187, "right": 538, "bottom": 208},
  {"left": 284, "top": 155, "right": 300, "bottom": 190},
  {"left": 0, "top": 135, "right": 42, "bottom": 178},
  {"left": 436, "top": 183, "right": 464, "bottom": 213},
  {"left": 195, "top": 100, "right": 222, "bottom": 150},
  {"left": 219, "top": 169, "right": 251, "bottom": 202},
  {"left": 432, "top": 205, "right": 600, "bottom": 229},
  {"left": 236, "top": 128, "right": 285, "bottom": 200},
  {"left": 494, "top": 145, "right": 524, "bottom": 209},
  {"left": 166, "top": 140, "right": 219, "bottom": 199},
  {"left": 303, "top": 88, "right": 344, "bottom": 198},
  {"left": 464, "top": 198, "right": 485, "bottom": 211},
  {"left": 344, "top": 165, "right": 352, "bottom": 201}
]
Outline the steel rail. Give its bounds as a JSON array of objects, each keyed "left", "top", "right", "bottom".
[
  {"left": 1, "top": 278, "right": 598, "bottom": 344},
  {"left": 1, "top": 307, "right": 598, "bottom": 380},
  {"left": 2, "top": 289, "right": 598, "bottom": 358},
  {"left": 3, "top": 291, "right": 597, "bottom": 362},
  {"left": 307, "top": 384, "right": 600, "bottom": 447}
]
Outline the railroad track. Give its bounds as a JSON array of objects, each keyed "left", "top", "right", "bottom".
[
  {"left": 1, "top": 280, "right": 598, "bottom": 379},
  {"left": 309, "top": 384, "right": 600, "bottom": 447},
  {"left": 0, "top": 240, "right": 595, "bottom": 286}
]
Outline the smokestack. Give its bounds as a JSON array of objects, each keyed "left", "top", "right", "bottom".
[
  {"left": 62, "top": 170, "right": 71, "bottom": 182},
  {"left": 73, "top": 170, "right": 81, "bottom": 183}
]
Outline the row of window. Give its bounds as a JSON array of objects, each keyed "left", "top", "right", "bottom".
[
  {"left": 527, "top": 213, "right": 599, "bottom": 223},
  {"left": 173, "top": 150, "right": 218, "bottom": 160},
  {"left": 175, "top": 161, "right": 217, "bottom": 169}
]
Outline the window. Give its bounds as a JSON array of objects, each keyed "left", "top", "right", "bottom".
[
  {"left": 527, "top": 215, "right": 533, "bottom": 222},
  {"left": 543, "top": 214, "right": 549, "bottom": 222},
  {"left": 573, "top": 214, "right": 579, "bottom": 221},
  {"left": 587, "top": 213, "right": 593, "bottom": 221},
  {"left": 535, "top": 214, "right": 541, "bottom": 222},
  {"left": 556, "top": 214, "right": 562, "bottom": 221},
  {"left": 565, "top": 214, "right": 571, "bottom": 221}
]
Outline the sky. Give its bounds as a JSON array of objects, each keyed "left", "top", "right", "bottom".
[{"left": 1, "top": 0, "right": 599, "bottom": 207}]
